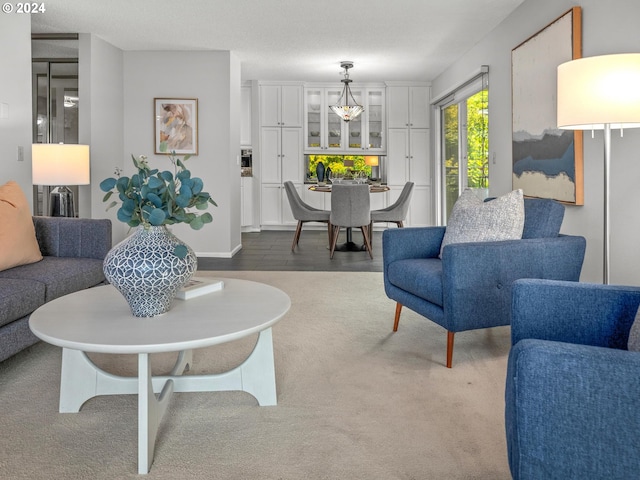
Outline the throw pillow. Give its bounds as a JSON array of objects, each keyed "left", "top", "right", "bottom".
[
  {"left": 0, "top": 181, "right": 43, "bottom": 272},
  {"left": 628, "top": 306, "right": 640, "bottom": 352},
  {"left": 439, "top": 188, "right": 525, "bottom": 258}
]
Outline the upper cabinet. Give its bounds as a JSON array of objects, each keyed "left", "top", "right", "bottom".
[
  {"left": 304, "top": 85, "right": 386, "bottom": 154},
  {"left": 387, "top": 85, "right": 430, "bottom": 129},
  {"left": 260, "top": 84, "right": 303, "bottom": 127}
]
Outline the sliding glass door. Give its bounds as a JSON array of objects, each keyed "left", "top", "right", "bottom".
[{"left": 438, "top": 73, "right": 489, "bottom": 222}]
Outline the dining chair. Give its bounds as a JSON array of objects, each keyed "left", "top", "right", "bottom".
[
  {"left": 371, "top": 181, "right": 414, "bottom": 228},
  {"left": 283, "top": 181, "right": 331, "bottom": 251},
  {"left": 329, "top": 184, "right": 373, "bottom": 259}
]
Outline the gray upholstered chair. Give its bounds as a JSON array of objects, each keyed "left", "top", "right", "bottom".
[
  {"left": 329, "top": 184, "right": 373, "bottom": 259},
  {"left": 283, "top": 181, "right": 330, "bottom": 251},
  {"left": 371, "top": 182, "right": 414, "bottom": 228}
]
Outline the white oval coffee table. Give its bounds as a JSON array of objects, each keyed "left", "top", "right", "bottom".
[{"left": 29, "top": 278, "right": 291, "bottom": 475}]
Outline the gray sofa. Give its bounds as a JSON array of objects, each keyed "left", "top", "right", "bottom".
[{"left": 0, "top": 216, "right": 112, "bottom": 362}]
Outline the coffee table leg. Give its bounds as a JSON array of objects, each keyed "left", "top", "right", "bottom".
[{"left": 138, "top": 353, "right": 174, "bottom": 475}]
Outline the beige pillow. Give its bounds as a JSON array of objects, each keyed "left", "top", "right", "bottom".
[
  {"left": 0, "top": 181, "right": 43, "bottom": 272},
  {"left": 440, "top": 189, "right": 525, "bottom": 258}
]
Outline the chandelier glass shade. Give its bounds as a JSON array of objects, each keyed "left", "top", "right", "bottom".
[{"left": 330, "top": 62, "right": 364, "bottom": 122}]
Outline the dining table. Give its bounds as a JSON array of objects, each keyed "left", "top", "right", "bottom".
[{"left": 308, "top": 182, "right": 390, "bottom": 251}]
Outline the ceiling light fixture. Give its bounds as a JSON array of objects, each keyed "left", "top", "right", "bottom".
[{"left": 330, "top": 61, "right": 364, "bottom": 122}]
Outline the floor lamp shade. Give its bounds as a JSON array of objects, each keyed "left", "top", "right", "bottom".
[
  {"left": 32, "top": 144, "right": 91, "bottom": 217},
  {"left": 557, "top": 53, "right": 640, "bottom": 283},
  {"left": 557, "top": 53, "right": 640, "bottom": 130}
]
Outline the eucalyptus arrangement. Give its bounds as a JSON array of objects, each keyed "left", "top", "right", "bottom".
[{"left": 100, "top": 152, "right": 216, "bottom": 256}]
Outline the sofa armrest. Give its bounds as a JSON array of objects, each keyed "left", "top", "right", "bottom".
[
  {"left": 33, "top": 217, "right": 112, "bottom": 260},
  {"left": 506, "top": 339, "right": 640, "bottom": 479},
  {"left": 440, "top": 235, "right": 586, "bottom": 332},
  {"left": 511, "top": 279, "right": 640, "bottom": 349},
  {"left": 382, "top": 226, "right": 446, "bottom": 266}
]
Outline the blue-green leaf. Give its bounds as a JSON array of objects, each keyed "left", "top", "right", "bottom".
[
  {"left": 148, "top": 208, "right": 166, "bottom": 226},
  {"left": 173, "top": 244, "right": 188, "bottom": 258},
  {"left": 148, "top": 176, "right": 164, "bottom": 189},
  {"left": 146, "top": 192, "right": 162, "bottom": 208},
  {"left": 99, "top": 178, "right": 117, "bottom": 192}
]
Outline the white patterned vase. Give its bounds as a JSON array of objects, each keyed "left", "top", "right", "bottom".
[{"left": 103, "top": 225, "right": 197, "bottom": 317}]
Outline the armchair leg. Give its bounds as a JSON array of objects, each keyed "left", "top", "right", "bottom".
[
  {"left": 393, "top": 303, "right": 402, "bottom": 331},
  {"left": 446, "top": 331, "right": 455, "bottom": 368}
]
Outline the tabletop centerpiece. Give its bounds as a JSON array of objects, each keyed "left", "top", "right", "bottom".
[{"left": 99, "top": 152, "right": 216, "bottom": 317}]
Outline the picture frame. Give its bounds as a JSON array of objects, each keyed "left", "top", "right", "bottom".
[
  {"left": 154, "top": 98, "right": 198, "bottom": 155},
  {"left": 511, "top": 7, "right": 583, "bottom": 205}
]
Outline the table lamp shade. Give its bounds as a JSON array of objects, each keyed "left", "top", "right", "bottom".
[
  {"left": 32, "top": 144, "right": 90, "bottom": 186},
  {"left": 557, "top": 53, "right": 640, "bottom": 130},
  {"left": 364, "top": 156, "right": 379, "bottom": 166}
]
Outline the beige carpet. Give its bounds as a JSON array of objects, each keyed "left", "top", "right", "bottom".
[{"left": 0, "top": 271, "right": 511, "bottom": 479}]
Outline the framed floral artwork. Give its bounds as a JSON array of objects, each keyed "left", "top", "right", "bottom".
[
  {"left": 154, "top": 98, "right": 198, "bottom": 155},
  {"left": 511, "top": 7, "right": 583, "bottom": 204}
]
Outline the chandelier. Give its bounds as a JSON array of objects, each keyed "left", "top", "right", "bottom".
[{"left": 330, "top": 61, "right": 364, "bottom": 122}]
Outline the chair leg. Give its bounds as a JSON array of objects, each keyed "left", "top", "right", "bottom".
[
  {"left": 397, "top": 221, "right": 404, "bottom": 228},
  {"left": 329, "top": 225, "right": 340, "bottom": 259},
  {"left": 291, "top": 221, "right": 303, "bottom": 251},
  {"left": 393, "top": 302, "right": 402, "bottom": 331},
  {"left": 360, "top": 225, "right": 373, "bottom": 259},
  {"left": 446, "top": 331, "right": 455, "bottom": 368},
  {"left": 326, "top": 222, "right": 332, "bottom": 248}
]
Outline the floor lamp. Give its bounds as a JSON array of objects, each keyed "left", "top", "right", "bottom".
[
  {"left": 557, "top": 53, "right": 640, "bottom": 284},
  {"left": 32, "top": 144, "right": 91, "bottom": 217}
]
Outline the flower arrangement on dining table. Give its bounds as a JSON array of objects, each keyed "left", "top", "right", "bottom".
[{"left": 99, "top": 152, "right": 217, "bottom": 257}]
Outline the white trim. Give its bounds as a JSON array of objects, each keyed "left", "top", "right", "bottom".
[{"left": 431, "top": 65, "right": 489, "bottom": 106}]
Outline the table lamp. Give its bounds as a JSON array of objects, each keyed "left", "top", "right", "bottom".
[
  {"left": 32, "top": 143, "right": 90, "bottom": 217},
  {"left": 365, "top": 155, "right": 379, "bottom": 180},
  {"left": 557, "top": 53, "right": 640, "bottom": 284}
]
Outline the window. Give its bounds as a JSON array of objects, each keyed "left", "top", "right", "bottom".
[
  {"left": 306, "top": 155, "right": 371, "bottom": 181},
  {"left": 435, "top": 69, "right": 489, "bottom": 222}
]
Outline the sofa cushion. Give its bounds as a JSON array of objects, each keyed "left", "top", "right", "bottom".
[
  {"left": 0, "top": 278, "right": 46, "bottom": 327},
  {"left": 387, "top": 258, "right": 443, "bottom": 307},
  {"left": 628, "top": 307, "right": 640, "bottom": 352},
  {"left": 0, "top": 181, "right": 43, "bottom": 272},
  {"left": 440, "top": 189, "right": 525, "bottom": 258},
  {"left": 0, "top": 256, "right": 105, "bottom": 302}
]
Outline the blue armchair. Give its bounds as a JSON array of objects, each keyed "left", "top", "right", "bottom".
[
  {"left": 382, "top": 198, "right": 586, "bottom": 368},
  {"left": 506, "top": 279, "right": 640, "bottom": 479}
]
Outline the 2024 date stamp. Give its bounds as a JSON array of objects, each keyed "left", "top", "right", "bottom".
[{"left": 2, "top": 2, "right": 46, "bottom": 14}]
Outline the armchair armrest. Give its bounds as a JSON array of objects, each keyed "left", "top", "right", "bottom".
[
  {"left": 441, "top": 235, "right": 586, "bottom": 332},
  {"left": 33, "top": 216, "right": 112, "bottom": 260},
  {"left": 511, "top": 279, "right": 640, "bottom": 349},
  {"left": 382, "top": 226, "right": 446, "bottom": 266},
  {"left": 506, "top": 339, "right": 640, "bottom": 479}
]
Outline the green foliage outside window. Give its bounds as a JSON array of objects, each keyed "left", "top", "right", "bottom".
[{"left": 306, "top": 155, "right": 371, "bottom": 181}]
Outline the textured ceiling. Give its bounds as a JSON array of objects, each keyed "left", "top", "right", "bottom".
[{"left": 31, "top": 0, "right": 525, "bottom": 82}]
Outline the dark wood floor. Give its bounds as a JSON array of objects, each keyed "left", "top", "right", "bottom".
[{"left": 197, "top": 228, "right": 383, "bottom": 272}]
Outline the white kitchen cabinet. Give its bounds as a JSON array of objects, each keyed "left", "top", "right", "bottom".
[
  {"left": 385, "top": 84, "right": 431, "bottom": 227},
  {"left": 387, "top": 85, "right": 430, "bottom": 129},
  {"left": 241, "top": 176, "right": 253, "bottom": 227},
  {"left": 241, "top": 85, "right": 252, "bottom": 147},
  {"left": 259, "top": 126, "right": 303, "bottom": 226},
  {"left": 304, "top": 85, "right": 385, "bottom": 154},
  {"left": 260, "top": 84, "right": 303, "bottom": 127}
]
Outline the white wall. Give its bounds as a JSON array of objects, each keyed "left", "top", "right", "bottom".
[
  {"left": 0, "top": 14, "right": 32, "bottom": 202},
  {"left": 123, "top": 51, "right": 242, "bottom": 256},
  {"left": 431, "top": 0, "right": 640, "bottom": 285},
  {"left": 79, "top": 34, "right": 126, "bottom": 245}
]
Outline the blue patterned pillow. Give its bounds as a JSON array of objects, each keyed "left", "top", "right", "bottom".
[{"left": 439, "top": 189, "right": 525, "bottom": 258}]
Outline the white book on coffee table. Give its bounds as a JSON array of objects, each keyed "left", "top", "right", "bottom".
[{"left": 176, "top": 277, "right": 224, "bottom": 300}]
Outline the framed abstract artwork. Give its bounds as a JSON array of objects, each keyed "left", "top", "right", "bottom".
[
  {"left": 154, "top": 98, "right": 198, "bottom": 155},
  {"left": 511, "top": 7, "right": 583, "bottom": 205}
]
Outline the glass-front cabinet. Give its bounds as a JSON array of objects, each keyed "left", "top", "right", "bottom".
[{"left": 304, "top": 86, "right": 385, "bottom": 154}]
